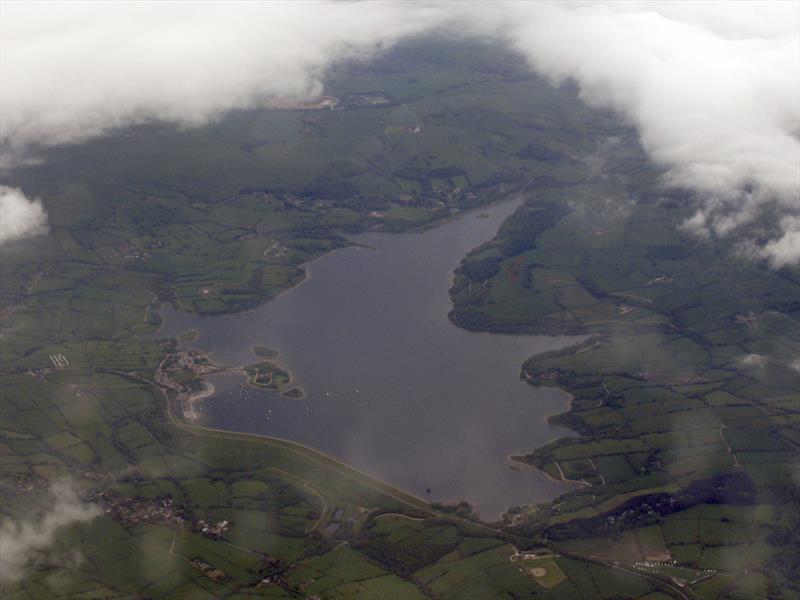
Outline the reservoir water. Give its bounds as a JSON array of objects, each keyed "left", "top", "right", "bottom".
[{"left": 158, "top": 197, "right": 578, "bottom": 519}]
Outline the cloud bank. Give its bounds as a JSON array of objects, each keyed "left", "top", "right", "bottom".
[
  {"left": 0, "top": 1, "right": 452, "bottom": 156},
  {"left": 1, "top": 1, "right": 797, "bottom": 264},
  {"left": 501, "top": 2, "right": 799, "bottom": 263},
  {"left": 0, "top": 480, "right": 99, "bottom": 584},
  {"left": 0, "top": 186, "right": 49, "bottom": 244}
]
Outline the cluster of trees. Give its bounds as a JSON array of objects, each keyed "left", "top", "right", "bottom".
[
  {"left": 544, "top": 472, "right": 756, "bottom": 541},
  {"left": 456, "top": 202, "right": 568, "bottom": 284},
  {"left": 496, "top": 202, "right": 568, "bottom": 258}
]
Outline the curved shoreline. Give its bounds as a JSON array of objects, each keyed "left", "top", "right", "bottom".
[
  {"left": 172, "top": 349, "right": 578, "bottom": 521},
  {"left": 182, "top": 380, "right": 216, "bottom": 422},
  {"left": 152, "top": 188, "right": 581, "bottom": 522},
  {"left": 168, "top": 417, "right": 506, "bottom": 538},
  {"left": 125, "top": 359, "right": 438, "bottom": 514},
  {"left": 137, "top": 366, "right": 509, "bottom": 537},
  {"left": 152, "top": 187, "right": 533, "bottom": 329}
]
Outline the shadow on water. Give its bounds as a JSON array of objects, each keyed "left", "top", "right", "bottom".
[{"left": 157, "top": 197, "right": 581, "bottom": 519}]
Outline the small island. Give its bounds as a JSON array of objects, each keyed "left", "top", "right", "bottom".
[
  {"left": 281, "top": 387, "right": 305, "bottom": 399},
  {"left": 253, "top": 345, "right": 279, "bottom": 358},
  {"left": 244, "top": 361, "right": 291, "bottom": 391},
  {"left": 178, "top": 329, "right": 198, "bottom": 342}
]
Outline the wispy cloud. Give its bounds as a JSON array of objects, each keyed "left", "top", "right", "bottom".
[
  {"left": 0, "top": 186, "right": 48, "bottom": 244},
  {"left": 500, "top": 2, "right": 799, "bottom": 266},
  {"left": 0, "top": 480, "right": 99, "bottom": 584}
]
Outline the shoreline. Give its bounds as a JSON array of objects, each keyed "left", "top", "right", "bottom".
[
  {"left": 238, "top": 362, "right": 306, "bottom": 399},
  {"left": 182, "top": 380, "right": 216, "bottom": 422},
  {"left": 153, "top": 185, "right": 533, "bottom": 330},
  {"left": 168, "top": 415, "right": 507, "bottom": 539},
  {"left": 150, "top": 184, "right": 587, "bottom": 522},
  {"left": 504, "top": 384, "right": 585, "bottom": 493},
  {"left": 107, "top": 363, "right": 509, "bottom": 540},
  {"left": 173, "top": 327, "right": 586, "bottom": 521}
]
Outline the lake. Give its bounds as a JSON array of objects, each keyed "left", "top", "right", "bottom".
[{"left": 157, "top": 197, "right": 579, "bottom": 520}]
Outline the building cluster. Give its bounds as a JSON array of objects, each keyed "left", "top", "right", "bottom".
[
  {"left": 194, "top": 518, "right": 230, "bottom": 539},
  {"left": 49, "top": 353, "right": 70, "bottom": 369},
  {"left": 734, "top": 312, "right": 758, "bottom": 326},
  {"left": 29, "top": 367, "right": 55, "bottom": 378},
  {"left": 87, "top": 491, "right": 186, "bottom": 528},
  {"left": 120, "top": 244, "right": 150, "bottom": 261}
]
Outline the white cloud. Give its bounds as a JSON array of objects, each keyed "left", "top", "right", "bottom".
[
  {"left": 0, "top": 1, "right": 453, "bottom": 157},
  {"left": 738, "top": 353, "right": 769, "bottom": 371},
  {"left": 758, "top": 216, "right": 800, "bottom": 268},
  {"left": 499, "top": 2, "right": 799, "bottom": 266},
  {"left": 0, "top": 186, "right": 48, "bottom": 244},
  {"left": 1, "top": 1, "right": 797, "bottom": 263},
  {"left": 0, "top": 480, "right": 99, "bottom": 584}
]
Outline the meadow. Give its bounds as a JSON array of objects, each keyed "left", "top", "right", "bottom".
[
  {"left": 1, "top": 36, "right": 797, "bottom": 599},
  {"left": 449, "top": 119, "right": 800, "bottom": 598}
]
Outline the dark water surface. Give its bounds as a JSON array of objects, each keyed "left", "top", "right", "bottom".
[{"left": 158, "top": 198, "right": 579, "bottom": 519}]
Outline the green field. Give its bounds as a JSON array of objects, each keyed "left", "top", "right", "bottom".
[
  {"left": 1, "top": 36, "right": 797, "bottom": 599},
  {"left": 514, "top": 556, "right": 567, "bottom": 589},
  {"left": 447, "top": 96, "right": 800, "bottom": 597}
]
